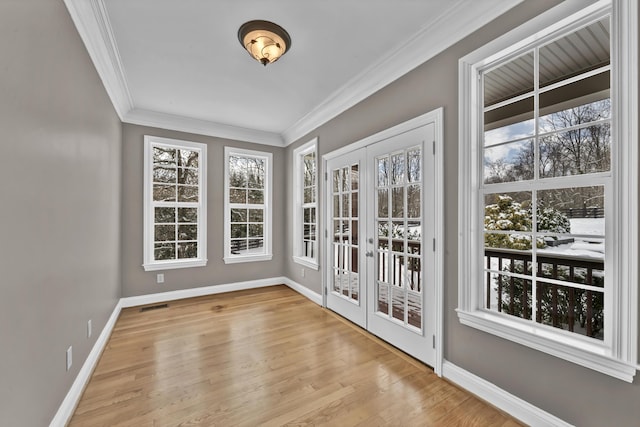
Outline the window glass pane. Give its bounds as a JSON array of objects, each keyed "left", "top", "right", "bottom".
[
  {"left": 391, "top": 187, "right": 404, "bottom": 218},
  {"left": 484, "top": 51, "right": 534, "bottom": 108},
  {"left": 484, "top": 271, "right": 533, "bottom": 320},
  {"left": 231, "top": 223, "right": 247, "bottom": 238},
  {"left": 248, "top": 189, "right": 264, "bottom": 204},
  {"left": 333, "top": 170, "right": 340, "bottom": 193},
  {"left": 153, "top": 166, "right": 176, "bottom": 183},
  {"left": 303, "top": 188, "right": 313, "bottom": 204},
  {"left": 154, "top": 242, "right": 175, "bottom": 260},
  {"left": 153, "top": 146, "right": 176, "bottom": 165},
  {"left": 178, "top": 149, "right": 198, "bottom": 168},
  {"left": 484, "top": 98, "right": 534, "bottom": 146},
  {"left": 155, "top": 225, "right": 175, "bottom": 242},
  {"left": 249, "top": 224, "right": 264, "bottom": 238},
  {"left": 178, "top": 225, "right": 197, "bottom": 241},
  {"left": 249, "top": 209, "right": 263, "bottom": 222},
  {"left": 177, "top": 168, "right": 198, "bottom": 185},
  {"left": 484, "top": 192, "right": 533, "bottom": 233},
  {"left": 229, "top": 156, "right": 247, "bottom": 187},
  {"left": 377, "top": 189, "right": 388, "bottom": 217},
  {"left": 341, "top": 167, "right": 349, "bottom": 191},
  {"left": 247, "top": 158, "right": 265, "bottom": 189},
  {"left": 407, "top": 149, "right": 421, "bottom": 182},
  {"left": 155, "top": 207, "right": 175, "bottom": 223},
  {"left": 230, "top": 189, "right": 246, "bottom": 204},
  {"left": 539, "top": 17, "right": 610, "bottom": 88},
  {"left": 483, "top": 139, "right": 534, "bottom": 184},
  {"left": 377, "top": 157, "right": 389, "bottom": 187},
  {"left": 153, "top": 184, "right": 176, "bottom": 202},
  {"left": 231, "top": 208, "right": 247, "bottom": 222},
  {"left": 538, "top": 282, "right": 604, "bottom": 340},
  {"left": 407, "top": 185, "right": 420, "bottom": 218},
  {"left": 391, "top": 153, "right": 404, "bottom": 185},
  {"left": 178, "top": 186, "right": 198, "bottom": 202},
  {"left": 539, "top": 89, "right": 610, "bottom": 134},
  {"left": 539, "top": 124, "right": 611, "bottom": 178},
  {"left": 177, "top": 242, "right": 197, "bottom": 259},
  {"left": 303, "top": 152, "right": 315, "bottom": 187},
  {"left": 351, "top": 164, "right": 359, "bottom": 190},
  {"left": 178, "top": 208, "right": 198, "bottom": 223}
]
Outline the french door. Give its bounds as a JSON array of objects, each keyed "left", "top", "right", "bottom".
[{"left": 325, "top": 121, "right": 438, "bottom": 367}]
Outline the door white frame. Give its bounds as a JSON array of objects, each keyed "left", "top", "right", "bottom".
[{"left": 321, "top": 107, "right": 444, "bottom": 376}]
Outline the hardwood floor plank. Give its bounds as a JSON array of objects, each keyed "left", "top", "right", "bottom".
[{"left": 69, "top": 285, "right": 522, "bottom": 427}]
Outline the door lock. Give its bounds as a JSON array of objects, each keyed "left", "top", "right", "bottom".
[{"left": 368, "top": 238, "right": 374, "bottom": 244}]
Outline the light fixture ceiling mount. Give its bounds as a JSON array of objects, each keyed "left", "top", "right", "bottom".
[{"left": 238, "top": 20, "right": 291, "bottom": 66}]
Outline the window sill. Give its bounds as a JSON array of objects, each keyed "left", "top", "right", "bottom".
[
  {"left": 456, "top": 309, "right": 637, "bottom": 382},
  {"left": 224, "top": 254, "right": 273, "bottom": 264},
  {"left": 143, "top": 259, "right": 207, "bottom": 271},
  {"left": 292, "top": 256, "right": 319, "bottom": 270}
]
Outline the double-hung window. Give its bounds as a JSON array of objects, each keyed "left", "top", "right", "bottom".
[
  {"left": 458, "top": 0, "right": 637, "bottom": 381},
  {"left": 143, "top": 136, "right": 207, "bottom": 271},
  {"left": 292, "top": 138, "right": 319, "bottom": 269},
  {"left": 224, "top": 147, "right": 273, "bottom": 263}
]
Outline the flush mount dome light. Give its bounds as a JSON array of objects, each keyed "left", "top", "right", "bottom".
[{"left": 238, "top": 20, "right": 291, "bottom": 66}]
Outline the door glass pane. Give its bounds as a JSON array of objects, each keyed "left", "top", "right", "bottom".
[
  {"left": 331, "top": 163, "right": 360, "bottom": 304},
  {"left": 374, "top": 145, "right": 424, "bottom": 332}
]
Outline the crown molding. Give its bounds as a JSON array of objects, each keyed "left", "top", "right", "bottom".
[
  {"left": 65, "top": 0, "right": 523, "bottom": 147},
  {"left": 281, "top": 0, "right": 524, "bottom": 145},
  {"left": 124, "top": 109, "right": 285, "bottom": 146},
  {"left": 63, "top": 0, "right": 133, "bottom": 120}
]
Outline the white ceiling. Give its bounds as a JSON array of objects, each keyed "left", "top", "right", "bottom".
[{"left": 65, "top": 0, "right": 523, "bottom": 146}]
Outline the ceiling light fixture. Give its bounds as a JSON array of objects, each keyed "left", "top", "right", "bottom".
[{"left": 238, "top": 20, "right": 291, "bottom": 66}]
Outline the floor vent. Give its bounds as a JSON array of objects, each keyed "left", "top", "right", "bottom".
[{"left": 140, "top": 303, "right": 169, "bottom": 312}]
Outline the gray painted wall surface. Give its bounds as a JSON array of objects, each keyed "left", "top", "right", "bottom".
[
  {"left": 121, "top": 124, "right": 286, "bottom": 297},
  {"left": 0, "top": 1, "right": 122, "bottom": 426},
  {"left": 284, "top": 1, "right": 640, "bottom": 425}
]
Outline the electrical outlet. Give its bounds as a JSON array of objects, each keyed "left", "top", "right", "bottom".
[
  {"left": 66, "top": 346, "right": 73, "bottom": 371},
  {"left": 157, "top": 273, "right": 164, "bottom": 284},
  {"left": 301, "top": 268, "right": 305, "bottom": 278},
  {"left": 87, "top": 319, "right": 92, "bottom": 338}
]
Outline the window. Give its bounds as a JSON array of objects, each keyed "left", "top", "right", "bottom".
[
  {"left": 224, "top": 147, "right": 273, "bottom": 263},
  {"left": 143, "top": 136, "right": 207, "bottom": 271},
  {"left": 292, "top": 138, "right": 319, "bottom": 269},
  {"left": 458, "top": 0, "right": 637, "bottom": 381}
]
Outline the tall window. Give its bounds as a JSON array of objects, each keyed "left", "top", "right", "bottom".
[
  {"left": 458, "top": 0, "right": 637, "bottom": 381},
  {"left": 293, "top": 138, "right": 319, "bottom": 269},
  {"left": 143, "top": 136, "right": 207, "bottom": 271},
  {"left": 224, "top": 147, "right": 273, "bottom": 263}
]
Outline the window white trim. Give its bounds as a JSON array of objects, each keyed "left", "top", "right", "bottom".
[
  {"left": 223, "top": 146, "right": 273, "bottom": 264},
  {"left": 457, "top": 0, "right": 637, "bottom": 382},
  {"left": 292, "top": 138, "right": 319, "bottom": 270},
  {"left": 143, "top": 135, "right": 207, "bottom": 271}
]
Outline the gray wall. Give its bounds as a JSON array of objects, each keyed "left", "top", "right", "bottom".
[
  {"left": 0, "top": 1, "right": 122, "bottom": 426},
  {"left": 284, "top": 1, "right": 640, "bottom": 425},
  {"left": 121, "top": 124, "right": 286, "bottom": 297}
]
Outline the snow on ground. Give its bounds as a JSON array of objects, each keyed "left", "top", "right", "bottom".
[{"left": 569, "top": 218, "right": 605, "bottom": 236}]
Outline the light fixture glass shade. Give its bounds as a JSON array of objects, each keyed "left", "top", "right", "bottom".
[{"left": 238, "top": 20, "right": 291, "bottom": 66}]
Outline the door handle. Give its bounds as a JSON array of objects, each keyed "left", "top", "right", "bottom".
[{"left": 365, "top": 251, "right": 374, "bottom": 257}]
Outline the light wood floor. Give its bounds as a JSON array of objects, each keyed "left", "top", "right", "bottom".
[{"left": 70, "top": 285, "right": 522, "bottom": 426}]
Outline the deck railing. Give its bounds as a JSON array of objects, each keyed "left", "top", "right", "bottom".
[{"left": 485, "top": 247, "right": 604, "bottom": 339}]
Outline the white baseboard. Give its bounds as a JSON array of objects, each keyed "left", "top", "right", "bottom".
[
  {"left": 442, "top": 361, "right": 572, "bottom": 427},
  {"left": 282, "top": 277, "right": 323, "bottom": 305},
  {"left": 120, "top": 277, "right": 284, "bottom": 308},
  {"left": 49, "top": 299, "right": 122, "bottom": 427}
]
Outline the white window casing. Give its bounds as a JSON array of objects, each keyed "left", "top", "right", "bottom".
[
  {"left": 224, "top": 147, "right": 273, "bottom": 264},
  {"left": 143, "top": 135, "right": 207, "bottom": 271},
  {"left": 457, "top": 0, "right": 637, "bottom": 381},
  {"left": 292, "top": 138, "right": 319, "bottom": 270}
]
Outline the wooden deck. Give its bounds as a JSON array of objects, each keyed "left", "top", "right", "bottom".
[{"left": 69, "top": 285, "right": 522, "bottom": 426}]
